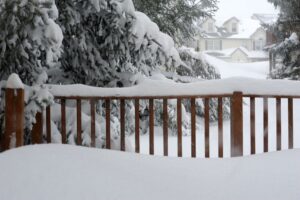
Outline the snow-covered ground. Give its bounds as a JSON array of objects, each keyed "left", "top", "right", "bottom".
[
  {"left": 0, "top": 145, "right": 299, "bottom": 200},
  {"left": 129, "top": 55, "right": 300, "bottom": 158},
  {"left": 203, "top": 53, "right": 268, "bottom": 79}
]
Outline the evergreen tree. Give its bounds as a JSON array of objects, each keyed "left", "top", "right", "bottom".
[
  {"left": 132, "top": 0, "right": 218, "bottom": 43},
  {"left": 268, "top": 0, "right": 300, "bottom": 79},
  {"left": 0, "top": 0, "right": 63, "bottom": 84},
  {"left": 55, "top": 0, "right": 181, "bottom": 87}
]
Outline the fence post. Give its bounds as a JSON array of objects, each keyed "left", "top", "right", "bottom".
[
  {"left": 231, "top": 91, "right": 243, "bottom": 157},
  {"left": 1, "top": 74, "right": 24, "bottom": 151}
]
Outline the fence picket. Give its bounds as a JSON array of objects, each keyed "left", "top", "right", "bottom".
[
  {"left": 90, "top": 99, "right": 96, "bottom": 147},
  {"left": 250, "top": 97, "right": 256, "bottom": 155},
  {"left": 288, "top": 98, "right": 294, "bottom": 149},
  {"left": 163, "top": 98, "right": 168, "bottom": 156},
  {"left": 135, "top": 99, "right": 140, "bottom": 153},
  {"left": 120, "top": 99, "right": 125, "bottom": 151},
  {"left": 218, "top": 97, "right": 223, "bottom": 158},
  {"left": 105, "top": 99, "right": 111, "bottom": 149},
  {"left": 204, "top": 98, "right": 210, "bottom": 158},
  {"left": 177, "top": 98, "right": 182, "bottom": 157},
  {"left": 46, "top": 106, "right": 51, "bottom": 143},
  {"left": 263, "top": 98, "right": 268, "bottom": 153},
  {"left": 276, "top": 98, "right": 281, "bottom": 151},
  {"left": 76, "top": 99, "right": 82, "bottom": 145},
  {"left": 61, "top": 99, "right": 67, "bottom": 144},
  {"left": 149, "top": 99, "right": 154, "bottom": 155},
  {"left": 191, "top": 98, "right": 196, "bottom": 158}
]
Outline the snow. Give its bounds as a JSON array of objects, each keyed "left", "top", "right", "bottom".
[
  {"left": 289, "top": 32, "right": 299, "bottom": 44},
  {"left": 49, "top": 75, "right": 300, "bottom": 97},
  {"left": 0, "top": 145, "right": 299, "bottom": 200},
  {"left": 228, "top": 18, "right": 262, "bottom": 39},
  {"left": 6, "top": 73, "right": 24, "bottom": 89},
  {"left": 203, "top": 53, "right": 268, "bottom": 79},
  {"left": 205, "top": 47, "right": 268, "bottom": 59}
]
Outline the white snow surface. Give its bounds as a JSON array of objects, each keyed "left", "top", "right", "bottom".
[
  {"left": 49, "top": 75, "right": 300, "bottom": 97},
  {"left": 6, "top": 73, "right": 24, "bottom": 89},
  {"left": 0, "top": 145, "right": 299, "bottom": 200}
]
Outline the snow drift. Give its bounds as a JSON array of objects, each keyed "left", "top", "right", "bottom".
[{"left": 0, "top": 145, "right": 299, "bottom": 200}]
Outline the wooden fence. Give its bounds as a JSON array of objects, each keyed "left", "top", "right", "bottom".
[{"left": 0, "top": 84, "right": 297, "bottom": 158}]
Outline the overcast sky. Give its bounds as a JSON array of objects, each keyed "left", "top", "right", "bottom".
[{"left": 215, "top": 0, "right": 279, "bottom": 23}]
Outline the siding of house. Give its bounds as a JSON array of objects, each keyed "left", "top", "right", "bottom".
[
  {"left": 230, "top": 49, "right": 249, "bottom": 62},
  {"left": 222, "top": 39, "right": 253, "bottom": 50},
  {"left": 201, "top": 18, "right": 216, "bottom": 33},
  {"left": 199, "top": 38, "right": 253, "bottom": 51},
  {"left": 223, "top": 18, "right": 240, "bottom": 33},
  {"left": 251, "top": 28, "right": 267, "bottom": 50}
]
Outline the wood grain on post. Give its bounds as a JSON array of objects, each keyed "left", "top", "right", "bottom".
[
  {"left": 288, "top": 98, "right": 294, "bottom": 149},
  {"left": 76, "top": 99, "right": 82, "bottom": 145},
  {"left": 15, "top": 89, "right": 24, "bottom": 147},
  {"left": 61, "top": 99, "right": 67, "bottom": 144},
  {"left": 105, "top": 99, "right": 111, "bottom": 149},
  {"left": 191, "top": 98, "right": 196, "bottom": 158},
  {"left": 276, "top": 98, "right": 281, "bottom": 151},
  {"left": 231, "top": 92, "right": 243, "bottom": 157},
  {"left": 149, "top": 99, "right": 154, "bottom": 155},
  {"left": 32, "top": 112, "right": 43, "bottom": 144},
  {"left": 177, "top": 98, "right": 182, "bottom": 157},
  {"left": 135, "top": 99, "right": 140, "bottom": 153},
  {"left": 218, "top": 97, "right": 223, "bottom": 158},
  {"left": 3, "top": 89, "right": 15, "bottom": 151},
  {"left": 120, "top": 99, "right": 125, "bottom": 151},
  {"left": 204, "top": 98, "right": 210, "bottom": 158},
  {"left": 250, "top": 97, "right": 256, "bottom": 155},
  {"left": 163, "top": 98, "right": 168, "bottom": 156},
  {"left": 46, "top": 106, "right": 51, "bottom": 143},
  {"left": 263, "top": 98, "right": 268, "bottom": 153},
  {"left": 90, "top": 99, "right": 96, "bottom": 147}
]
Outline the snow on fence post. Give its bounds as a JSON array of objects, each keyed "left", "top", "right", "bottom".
[
  {"left": 1, "top": 74, "right": 24, "bottom": 151},
  {"left": 231, "top": 91, "right": 243, "bottom": 157}
]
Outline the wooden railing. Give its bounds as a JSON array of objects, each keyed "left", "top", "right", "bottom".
[
  {"left": 27, "top": 93, "right": 298, "bottom": 157},
  {"left": 1, "top": 79, "right": 298, "bottom": 158}
]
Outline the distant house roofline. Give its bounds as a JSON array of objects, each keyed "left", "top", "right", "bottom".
[{"left": 223, "top": 17, "right": 240, "bottom": 26}]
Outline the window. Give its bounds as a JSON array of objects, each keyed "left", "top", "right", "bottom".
[
  {"left": 254, "top": 38, "right": 264, "bottom": 50},
  {"left": 206, "top": 40, "right": 221, "bottom": 50},
  {"left": 232, "top": 23, "right": 237, "bottom": 33},
  {"left": 208, "top": 22, "right": 214, "bottom": 33}
]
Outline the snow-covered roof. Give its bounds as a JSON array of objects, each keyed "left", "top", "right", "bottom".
[
  {"left": 252, "top": 13, "right": 278, "bottom": 25},
  {"left": 202, "top": 17, "right": 264, "bottom": 39},
  {"left": 228, "top": 18, "right": 262, "bottom": 39},
  {"left": 222, "top": 17, "right": 240, "bottom": 26},
  {"left": 205, "top": 47, "right": 268, "bottom": 59}
]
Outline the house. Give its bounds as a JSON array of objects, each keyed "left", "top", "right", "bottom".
[
  {"left": 189, "top": 14, "right": 277, "bottom": 63},
  {"left": 205, "top": 47, "right": 268, "bottom": 63}
]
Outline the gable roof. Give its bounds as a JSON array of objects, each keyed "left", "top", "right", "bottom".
[
  {"left": 223, "top": 17, "right": 240, "bottom": 26},
  {"left": 201, "top": 17, "right": 264, "bottom": 39},
  {"left": 252, "top": 13, "right": 278, "bottom": 25}
]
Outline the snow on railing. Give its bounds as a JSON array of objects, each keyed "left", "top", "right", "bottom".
[
  {"left": 49, "top": 77, "right": 300, "bottom": 98},
  {"left": 1, "top": 76, "right": 299, "bottom": 158}
]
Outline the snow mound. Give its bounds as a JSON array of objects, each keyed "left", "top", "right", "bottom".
[
  {"left": 0, "top": 145, "right": 299, "bottom": 200},
  {"left": 6, "top": 73, "right": 24, "bottom": 89},
  {"left": 49, "top": 76, "right": 300, "bottom": 97}
]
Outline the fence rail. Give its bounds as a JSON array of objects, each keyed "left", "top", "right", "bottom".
[{"left": 0, "top": 77, "right": 299, "bottom": 158}]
